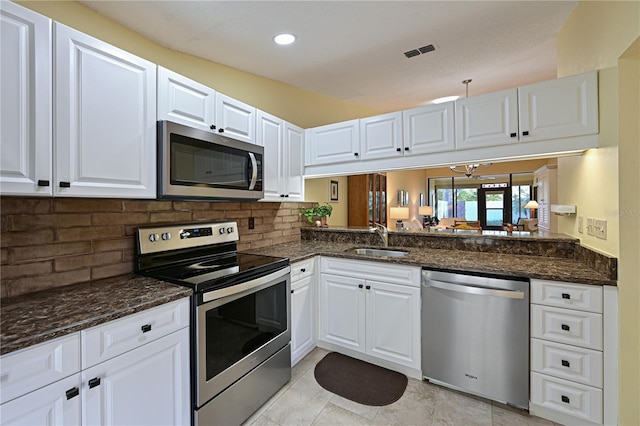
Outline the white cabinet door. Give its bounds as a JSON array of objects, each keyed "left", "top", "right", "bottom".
[
  {"left": 157, "top": 66, "right": 216, "bottom": 131},
  {"left": 0, "top": 374, "right": 82, "bottom": 426},
  {"left": 257, "top": 110, "right": 284, "bottom": 200},
  {"left": 519, "top": 71, "right": 598, "bottom": 142},
  {"left": 82, "top": 328, "right": 190, "bottom": 426},
  {"left": 360, "top": 112, "right": 403, "bottom": 160},
  {"left": 535, "top": 165, "right": 557, "bottom": 232},
  {"left": 305, "top": 119, "right": 360, "bottom": 166},
  {"left": 215, "top": 93, "right": 256, "bottom": 144},
  {"left": 284, "top": 121, "right": 304, "bottom": 201},
  {"left": 291, "top": 275, "right": 315, "bottom": 365},
  {"left": 0, "top": 2, "right": 52, "bottom": 196},
  {"left": 319, "top": 273, "right": 366, "bottom": 353},
  {"left": 54, "top": 23, "right": 157, "bottom": 199},
  {"left": 366, "top": 280, "right": 420, "bottom": 369},
  {"left": 455, "top": 88, "right": 519, "bottom": 149},
  {"left": 403, "top": 102, "right": 455, "bottom": 155}
]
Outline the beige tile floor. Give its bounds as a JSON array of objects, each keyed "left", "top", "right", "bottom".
[{"left": 244, "top": 348, "right": 559, "bottom": 426}]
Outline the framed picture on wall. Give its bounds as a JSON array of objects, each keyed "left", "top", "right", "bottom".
[{"left": 330, "top": 180, "right": 339, "bottom": 202}]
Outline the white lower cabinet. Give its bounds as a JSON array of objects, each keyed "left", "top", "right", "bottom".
[
  {"left": 0, "top": 298, "right": 190, "bottom": 426},
  {"left": 318, "top": 257, "right": 421, "bottom": 376},
  {"left": 529, "top": 279, "right": 617, "bottom": 426},
  {"left": 290, "top": 259, "right": 316, "bottom": 365}
]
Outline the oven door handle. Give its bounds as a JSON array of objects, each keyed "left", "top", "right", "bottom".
[
  {"left": 248, "top": 152, "right": 258, "bottom": 190},
  {"left": 201, "top": 266, "right": 290, "bottom": 303}
]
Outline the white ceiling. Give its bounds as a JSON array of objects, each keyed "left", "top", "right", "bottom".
[{"left": 80, "top": 0, "right": 577, "bottom": 113}]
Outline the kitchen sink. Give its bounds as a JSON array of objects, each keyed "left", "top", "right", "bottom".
[{"left": 345, "top": 247, "right": 409, "bottom": 257}]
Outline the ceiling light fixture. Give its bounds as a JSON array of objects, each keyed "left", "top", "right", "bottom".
[
  {"left": 274, "top": 33, "right": 296, "bottom": 46},
  {"left": 432, "top": 95, "right": 460, "bottom": 104},
  {"left": 449, "top": 163, "right": 493, "bottom": 178}
]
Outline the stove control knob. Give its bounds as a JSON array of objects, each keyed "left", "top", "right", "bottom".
[
  {"left": 226, "top": 227, "right": 234, "bottom": 234},
  {"left": 179, "top": 230, "right": 190, "bottom": 239},
  {"left": 218, "top": 228, "right": 226, "bottom": 235},
  {"left": 148, "top": 233, "right": 160, "bottom": 242},
  {"left": 161, "top": 232, "right": 171, "bottom": 241}
]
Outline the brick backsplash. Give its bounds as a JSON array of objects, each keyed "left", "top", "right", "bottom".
[{"left": 0, "top": 197, "right": 312, "bottom": 299}]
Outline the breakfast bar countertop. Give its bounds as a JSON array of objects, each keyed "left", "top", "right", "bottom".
[{"left": 248, "top": 239, "right": 617, "bottom": 287}]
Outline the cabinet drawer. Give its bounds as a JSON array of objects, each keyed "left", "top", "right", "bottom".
[
  {"left": 531, "top": 280, "right": 602, "bottom": 313},
  {"left": 531, "top": 305, "right": 602, "bottom": 350},
  {"left": 82, "top": 298, "right": 189, "bottom": 368},
  {"left": 291, "top": 258, "right": 315, "bottom": 282},
  {"left": 320, "top": 257, "right": 420, "bottom": 287},
  {"left": 0, "top": 333, "right": 80, "bottom": 404},
  {"left": 531, "top": 372, "right": 602, "bottom": 424},
  {"left": 531, "top": 338, "right": 603, "bottom": 388}
]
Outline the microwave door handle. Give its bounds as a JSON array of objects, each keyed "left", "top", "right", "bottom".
[{"left": 248, "top": 152, "right": 258, "bottom": 190}]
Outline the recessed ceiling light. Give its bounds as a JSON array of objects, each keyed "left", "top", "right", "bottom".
[
  {"left": 274, "top": 33, "right": 296, "bottom": 46},
  {"left": 432, "top": 95, "right": 460, "bottom": 104}
]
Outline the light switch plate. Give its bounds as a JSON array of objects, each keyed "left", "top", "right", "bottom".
[
  {"left": 586, "top": 217, "right": 594, "bottom": 236},
  {"left": 578, "top": 216, "right": 584, "bottom": 233},
  {"left": 594, "top": 218, "right": 607, "bottom": 240}
]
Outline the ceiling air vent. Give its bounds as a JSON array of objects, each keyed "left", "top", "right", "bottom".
[
  {"left": 404, "top": 44, "right": 436, "bottom": 59},
  {"left": 404, "top": 49, "right": 421, "bottom": 58}
]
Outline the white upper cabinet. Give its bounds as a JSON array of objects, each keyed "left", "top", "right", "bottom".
[
  {"left": 54, "top": 23, "right": 157, "bottom": 198},
  {"left": 455, "top": 88, "right": 519, "bottom": 149},
  {"left": 258, "top": 112, "right": 304, "bottom": 201},
  {"left": 360, "top": 112, "right": 403, "bottom": 160},
  {"left": 518, "top": 71, "right": 598, "bottom": 142},
  {"left": 0, "top": 2, "right": 52, "bottom": 196},
  {"left": 157, "top": 66, "right": 216, "bottom": 131},
  {"left": 215, "top": 93, "right": 256, "bottom": 144},
  {"left": 284, "top": 121, "right": 304, "bottom": 201},
  {"left": 305, "top": 119, "right": 360, "bottom": 166},
  {"left": 403, "top": 102, "right": 455, "bottom": 155}
]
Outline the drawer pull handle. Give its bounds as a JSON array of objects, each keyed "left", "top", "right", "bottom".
[
  {"left": 510, "top": 132, "right": 517, "bottom": 138},
  {"left": 59, "top": 181, "right": 71, "bottom": 188},
  {"left": 365, "top": 285, "right": 371, "bottom": 290},
  {"left": 66, "top": 387, "right": 79, "bottom": 400},
  {"left": 522, "top": 131, "right": 530, "bottom": 136},
  {"left": 561, "top": 324, "right": 570, "bottom": 331},
  {"left": 562, "top": 293, "right": 571, "bottom": 299},
  {"left": 88, "top": 377, "right": 101, "bottom": 389},
  {"left": 561, "top": 359, "right": 570, "bottom": 367},
  {"left": 301, "top": 268, "right": 306, "bottom": 272},
  {"left": 561, "top": 395, "right": 570, "bottom": 404},
  {"left": 37, "top": 180, "right": 50, "bottom": 187},
  {"left": 141, "top": 324, "right": 152, "bottom": 333}
]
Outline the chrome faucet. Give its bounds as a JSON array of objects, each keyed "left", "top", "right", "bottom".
[{"left": 371, "top": 223, "right": 389, "bottom": 247}]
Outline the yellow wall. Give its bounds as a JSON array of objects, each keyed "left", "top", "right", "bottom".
[
  {"left": 16, "top": 1, "right": 378, "bottom": 128},
  {"left": 557, "top": 2, "right": 640, "bottom": 424},
  {"left": 386, "top": 169, "right": 428, "bottom": 224},
  {"left": 304, "top": 177, "right": 349, "bottom": 227}
]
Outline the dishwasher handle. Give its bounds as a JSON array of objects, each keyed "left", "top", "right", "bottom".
[{"left": 424, "top": 278, "right": 525, "bottom": 300}]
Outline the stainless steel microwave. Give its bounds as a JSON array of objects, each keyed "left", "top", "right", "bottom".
[{"left": 157, "top": 121, "right": 264, "bottom": 201}]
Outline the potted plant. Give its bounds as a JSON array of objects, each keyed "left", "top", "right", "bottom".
[{"left": 299, "top": 203, "right": 333, "bottom": 227}]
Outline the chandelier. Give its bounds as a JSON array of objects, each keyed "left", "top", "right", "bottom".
[{"left": 449, "top": 163, "right": 492, "bottom": 178}]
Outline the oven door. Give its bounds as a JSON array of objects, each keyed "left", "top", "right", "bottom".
[
  {"left": 196, "top": 267, "right": 290, "bottom": 407},
  {"left": 158, "top": 120, "right": 264, "bottom": 200}
]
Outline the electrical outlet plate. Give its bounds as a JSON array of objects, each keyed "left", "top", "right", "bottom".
[
  {"left": 586, "top": 217, "right": 594, "bottom": 236},
  {"left": 594, "top": 218, "right": 607, "bottom": 240},
  {"left": 578, "top": 216, "right": 584, "bottom": 233}
]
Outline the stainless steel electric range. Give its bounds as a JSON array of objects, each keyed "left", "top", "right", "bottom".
[{"left": 135, "top": 221, "right": 291, "bottom": 426}]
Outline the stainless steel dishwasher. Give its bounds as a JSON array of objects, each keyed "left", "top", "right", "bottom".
[{"left": 421, "top": 270, "right": 529, "bottom": 409}]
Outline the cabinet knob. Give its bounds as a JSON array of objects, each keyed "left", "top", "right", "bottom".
[
  {"left": 562, "top": 293, "right": 571, "bottom": 299},
  {"left": 210, "top": 124, "right": 216, "bottom": 130},
  {"left": 522, "top": 131, "right": 530, "bottom": 136},
  {"left": 358, "top": 284, "right": 364, "bottom": 289},
  {"left": 365, "top": 285, "right": 371, "bottom": 290},
  {"left": 561, "top": 359, "right": 570, "bottom": 367},
  {"left": 88, "top": 377, "right": 101, "bottom": 389},
  {"left": 141, "top": 324, "right": 152, "bottom": 333},
  {"left": 510, "top": 132, "right": 517, "bottom": 138},
  {"left": 404, "top": 147, "right": 409, "bottom": 151},
  {"left": 219, "top": 128, "right": 224, "bottom": 133},
  {"left": 354, "top": 152, "right": 359, "bottom": 157},
  {"left": 66, "top": 387, "right": 80, "bottom": 400},
  {"left": 37, "top": 180, "right": 50, "bottom": 187},
  {"left": 561, "top": 324, "right": 570, "bottom": 331},
  {"left": 396, "top": 148, "right": 401, "bottom": 152},
  {"left": 561, "top": 395, "right": 570, "bottom": 404},
  {"left": 291, "top": 289, "right": 294, "bottom": 294},
  {"left": 301, "top": 268, "right": 306, "bottom": 272},
  {"left": 285, "top": 194, "right": 289, "bottom": 197},
  {"left": 59, "top": 181, "right": 71, "bottom": 188}
]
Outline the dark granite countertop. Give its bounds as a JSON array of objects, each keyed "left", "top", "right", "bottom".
[
  {"left": 0, "top": 275, "right": 192, "bottom": 356},
  {"left": 246, "top": 240, "right": 617, "bottom": 287}
]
